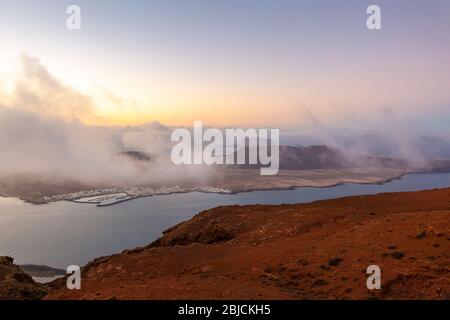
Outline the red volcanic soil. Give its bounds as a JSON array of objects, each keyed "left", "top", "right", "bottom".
[
  {"left": 46, "top": 188, "right": 450, "bottom": 300},
  {"left": 0, "top": 257, "right": 48, "bottom": 300}
]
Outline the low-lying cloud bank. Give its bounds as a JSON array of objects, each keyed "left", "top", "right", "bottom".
[
  {"left": 0, "top": 55, "right": 447, "bottom": 187},
  {"left": 0, "top": 55, "right": 214, "bottom": 186}
]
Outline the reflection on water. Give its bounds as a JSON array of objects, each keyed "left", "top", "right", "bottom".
[{"left": 0, "top": 172, "right": 449, "bottom": 268}]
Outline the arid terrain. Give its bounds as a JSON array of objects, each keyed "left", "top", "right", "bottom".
[
  {"left": 40, "top": 187, "right": 450, "bottom": 300},
  {"left": 0, "top": 257, "right": 48, "bottom": 300}
]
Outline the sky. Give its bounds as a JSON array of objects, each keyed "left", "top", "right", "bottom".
[{"left": 1, "top": 0, "right": 450, "bottom": 132}]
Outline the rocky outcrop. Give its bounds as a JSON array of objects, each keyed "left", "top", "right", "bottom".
[{"left": 0, "top": 257, "right": 48, "bottom": 300}]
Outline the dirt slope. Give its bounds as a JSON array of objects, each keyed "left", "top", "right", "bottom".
[
  {"left": 0, "top": 257, "right": 48, "bottom": 300},
  {"left": 46, "top": 188, "right": 450, "bottom": 300}
]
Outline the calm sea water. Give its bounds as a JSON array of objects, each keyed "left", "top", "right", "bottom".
[{"left": 1, "top": 172, "right": 449, "bottom": 269}]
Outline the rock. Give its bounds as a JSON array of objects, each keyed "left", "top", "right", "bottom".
[
  {"left": 328, "top": 258, "right": 343, "bottom": 266},
  {"left": 391, "top": 252, "right": 405, "bottom": 259},
  {"left": 416, "top": 232, "right": 426, "bottom": 240},
  {"left": 0, "top": 256, "right": 48, "bottom": 300},
  {"left": 297, "top": 259, "right": 310, "bottom": 266}
]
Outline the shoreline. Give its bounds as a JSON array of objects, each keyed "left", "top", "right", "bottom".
[
  {"left": 4, "top": 170, "right": 428, "bottom": 207},
  {"left": 0, "top": 171, "right": 416, "bottom": 206}
]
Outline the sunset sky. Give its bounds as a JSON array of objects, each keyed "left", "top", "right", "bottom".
[{"left": 1, "top": 0, "right": 450, "bottom": 132}]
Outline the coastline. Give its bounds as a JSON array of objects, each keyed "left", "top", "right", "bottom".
[
  {"left": 2, "top": 176, "right": 450, "bottom": 299},
  {"left": 12, "top": 168, "right": 411, "bottom": 206}
]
